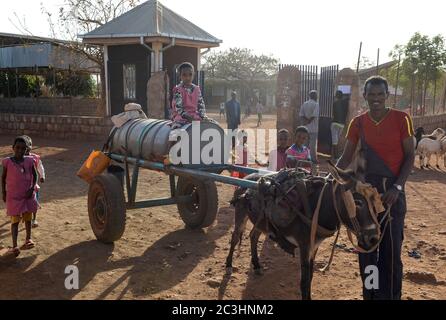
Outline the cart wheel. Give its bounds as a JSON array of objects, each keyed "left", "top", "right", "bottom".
[
  {"left": 88, "top": 174, "right": 126, "bottom": 243},
  {"left": 176, "top": 177, "right": 218, "bottom": 229}
]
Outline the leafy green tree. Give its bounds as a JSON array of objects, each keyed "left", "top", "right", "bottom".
[
  {"left": 44, "top": 71, "right": 95, "bottom": 97},
  {"left": 203, "top": 48, "right": 279, "bottom": 100},
  {"left": 389, "top": 33, "right": 446, "bottom": 113},
  {"left": 0, "top": 72, "right": 39, "bottom": 97}
]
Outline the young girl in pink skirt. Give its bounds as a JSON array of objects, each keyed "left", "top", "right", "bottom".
[
  {"left": 1, "top": 136, "right": 38, "bottom": 257},
  {"left": 170, "top": 62, "right": 210, "bottom": 129},
  {"left": 23, "top": 135, "right": 45, "bottom": 228}
]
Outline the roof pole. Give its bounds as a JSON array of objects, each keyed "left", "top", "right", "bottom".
[
  {"left": 356, "top": 42, "right": 362, "bottom": 73},
  {"left": 376, "top": 48, "right": 380, "bottom": 75},
  {"left": 394, "top": 53, "right": 401, "bottom": 107}
]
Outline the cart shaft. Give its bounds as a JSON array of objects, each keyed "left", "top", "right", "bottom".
[{"left": 109, "top": 154, "right": 260, "bottom": 190}]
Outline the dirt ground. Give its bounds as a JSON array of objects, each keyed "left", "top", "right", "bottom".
[{"left": 0, "top": 113, "right": 445, "bottom": 300}]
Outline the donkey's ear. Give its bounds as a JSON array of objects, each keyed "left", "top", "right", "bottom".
[
  {"left": 327, "top": 161, "right": 344, "bottom": 183},
  {"left": 327, "top": 161, "right": 357, "bottom": 188}
]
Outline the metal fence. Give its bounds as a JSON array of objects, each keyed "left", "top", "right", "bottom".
[
  {"left": 296, "top": 65, "right": 319, "bottom": 107},
  {"left": 319, "top": 65, "right": 339, "bottom": 117},
  {"left": 278, "top": 64, "right": 338, "bottom": 114}
]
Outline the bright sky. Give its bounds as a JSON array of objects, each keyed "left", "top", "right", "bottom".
[{"left": 1, "top": 0, "right": 445, "bottom": 69}]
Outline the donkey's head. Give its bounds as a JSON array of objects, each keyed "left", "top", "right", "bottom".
[{"left": 327, "top": 162, "right": 383, "bottom": 251}]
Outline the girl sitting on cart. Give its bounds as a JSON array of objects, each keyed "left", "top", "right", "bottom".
[{"left": 170, "top": 62, "right": 211, "bottom": 129}]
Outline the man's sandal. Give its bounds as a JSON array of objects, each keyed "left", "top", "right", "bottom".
[{"left": 20, "top": 240, "right": 35, "bottom": 250}]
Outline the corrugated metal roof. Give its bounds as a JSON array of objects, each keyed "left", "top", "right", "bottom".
[
  {"left": 0, "top": 43, "right": 99, "bottom": 72},
  {"left": 81, "top": 0, "right": 221, "bottom": 44},
  {"left": 0, "top": 32, "right": 77, "bottom": 47},
  {"left": 0, "top": 43, "right": 51, "bottom": 68}
]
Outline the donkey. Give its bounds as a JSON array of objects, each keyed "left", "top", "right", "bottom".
[{"left": 225, "top": 162, "right": 383, "bottom": 300}]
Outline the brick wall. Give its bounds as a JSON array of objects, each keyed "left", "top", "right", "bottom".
[
  {"left": 412, "top": 114, "right": 446, "bottom": 133},
  {"left": 0, "top": 97, "right": 100, "bottom": 116},
  {"left": 0, "top": 113, "right": 113, "bottom": 141}
]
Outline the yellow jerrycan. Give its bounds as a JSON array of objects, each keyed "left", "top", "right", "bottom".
[{"left": 77, "top": 151, "right": 111, "bottom": 183}]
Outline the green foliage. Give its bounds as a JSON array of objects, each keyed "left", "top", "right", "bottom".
[
  {"left": 388, "top": 33, "right": 446, "bottom": 108},
  {"left": 0, "top": 72, "right": 39, "bottom": 97},
  {"left": 202, "top": 48, "right": 279, "bottom": 102},
  {"left": 44, "top": 71, "right": 95, "bottom": 97},
  {"left": 203, "top": 48, "right": 278, "bottom": 81}
]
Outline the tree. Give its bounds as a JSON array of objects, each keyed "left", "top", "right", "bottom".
[
  {"left": 203, "top": 48, "right": 279, "bottom": 100},
  {"left": 0, "top": 72, "right": 38, "bottom": 98},
  {"left": 44, "top": 71, "right": 95, "bottom": 97},
  {"left": 41, "top": 0, "right": 142, "bottom": 114},
  {"left": 389, "top": 33, "right": 446, "bottom": 114}
]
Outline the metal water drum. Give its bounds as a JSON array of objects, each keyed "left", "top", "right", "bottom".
[{"left": 109, "top": 119, "right": 227, "bottom": 165}]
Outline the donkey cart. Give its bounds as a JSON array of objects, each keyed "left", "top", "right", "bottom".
[{"left": 85, "top": 118, "right": 268, "bottom": 243}]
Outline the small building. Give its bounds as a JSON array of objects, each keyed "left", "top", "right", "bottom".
[{"left": 81, "top": 0, "right": 221, "bottom": 116}]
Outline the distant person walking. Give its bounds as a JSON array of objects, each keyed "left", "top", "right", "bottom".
[
  {"left": 256, "top": 100, "right": 264, "bottom": 127},
  {"left": 225, "top": 92, "right": 241, "bottom": 131},
  {"left": 226, "top": 91, "right": 242, "bottom": 152},
  {"left": 219, "top": 102, "right": 226, "bottom": 119},
  {"left": 299, "top": 90, "right": 319, "bottom": 163}
]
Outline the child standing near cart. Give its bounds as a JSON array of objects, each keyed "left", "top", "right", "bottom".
[
  {"left": 23, "top": 135, "right": 45, "bottom": 228},
  {"left": 267, "top": 129, "right": 290, "bottom": 171},
  {"left": 286, "top": 126, "right": 312, "bottom": 170},
  {"left": 1, "top": 136, "right": 38, "bottom": 257}
]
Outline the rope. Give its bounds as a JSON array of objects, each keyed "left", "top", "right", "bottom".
[
  {"left": 382, "top": 178, "right": 395, "bottom": 300},
  {"left": 318, "top": 228, "right": 340, "bottom": 273},
  {"left": 309, "top": 181, "right": 329, "bottom": 260},
  {"left": 318, "top": 180, "right": 391, "bottom": 273}
]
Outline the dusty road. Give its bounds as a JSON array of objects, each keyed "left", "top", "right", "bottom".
[{"left": 0, "top": 113, "right": 445, "bottom": 300}]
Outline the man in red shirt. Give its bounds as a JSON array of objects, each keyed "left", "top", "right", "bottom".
[{"left": 337, "top": 76, "right": 415, "bottom": 300}]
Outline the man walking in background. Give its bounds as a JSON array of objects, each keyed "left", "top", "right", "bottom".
[
  {"left": 299, "top": 90, "right": 319, "bottom": 163},
  {"left": 256, "top": 99, "right": 264, "bottom": 127},
  {"left": 225, "top": 91, "right": 241, "bottom": 131},
  {"left": 225, "top": 91, "right": 242, "bottom": 150}
]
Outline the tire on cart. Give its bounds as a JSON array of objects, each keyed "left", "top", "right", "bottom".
[
  {"left": 176, "top": 176, "right": 218, "bottom": 229},
  {"left": 88, "top": 174, "right": 126, "bottom": 243}
]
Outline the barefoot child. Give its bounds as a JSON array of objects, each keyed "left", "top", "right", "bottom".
[
  {"left": 286, "top": 126, "right": 312, "bottom": 169},
  {"left": 23, "top": 136, "right": 45, "bottom": 228},
  {"left": 171, "top": 62, "right": 210, "bottom": 129},
  {"left": 1, "top": 136, "right": 38, "bottom": 257}
]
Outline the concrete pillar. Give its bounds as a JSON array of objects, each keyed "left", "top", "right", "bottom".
[
  {"left": 147, "top": 71, "right": 169, "bottom": 119},
  {"left": 276, "top": 66, "right": 301, "bottom": 145}
]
